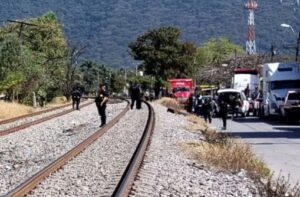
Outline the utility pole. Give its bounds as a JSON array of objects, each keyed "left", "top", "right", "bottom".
[
  {"left": 296, "top": 31, "right": 300, "bottom": 62},
  {"left": 234, "top": 48, "right": 237, "bottom": 67},
  {"left": 271, "top": 45, "right": 275, "bottom": 62},
  {"left": 135, "top": 64, "right": 138, "bottom": 76}
]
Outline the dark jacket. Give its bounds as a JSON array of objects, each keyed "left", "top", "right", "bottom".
[{"left": 72, "top": 89, "right": 82, "bottom": 100}]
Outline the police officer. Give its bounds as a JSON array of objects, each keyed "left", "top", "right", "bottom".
[
  {"left": 202, "top": 97, "right": 213, "bottom": 123},
  {"left": 130, "top": 83, "right": 141, "bottom": 110},
  {"left": 71, "top": 87, "right": 82, "bottom": 110},
  {"left": 95, "top": 84, "right": 108, "bottom": 127},
  {"left": 219, "top": 95, "right": 228, "bottom": 130}
]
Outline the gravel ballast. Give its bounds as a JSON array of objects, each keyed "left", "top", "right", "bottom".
[
  {"left": 130, "top": 103, "right": 259, "bottom": 197},
  {"left": 30, "top": 104, "right": 148, "bottom": 196},
  {"left": 0, "top": 101, "right": 127, "bottom": 196}
]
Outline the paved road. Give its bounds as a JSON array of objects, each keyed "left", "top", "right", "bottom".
[{"left": 210, "top": 116, "right": 300, "bottom": 185}]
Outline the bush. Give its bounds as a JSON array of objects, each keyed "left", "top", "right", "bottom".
[{"left": 158, "top": 97, "right": 181, "bottom": 111}]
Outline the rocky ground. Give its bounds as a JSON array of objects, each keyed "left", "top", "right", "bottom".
[
  {"left": 0, "top": 102, "right": 127, "bottom": 196},
  {"left": 30, "top": 104, "right": 148, "bottom": 196},
  {"left": 1, "top": 101, "right": 262, "bottom": 196},
  {"left": 130, "top": 103, "right": 259, "bottom": 197}
]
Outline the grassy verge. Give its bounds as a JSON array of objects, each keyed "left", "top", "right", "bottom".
[
  {"left": 0, "top": 96, "right": 69, "bottom": 120},
  {"left": 183, "top": 114, "right": 300, "bottom": 197},
  {"left": 0, "top": 101, "right": 37, "bottom": 120}
]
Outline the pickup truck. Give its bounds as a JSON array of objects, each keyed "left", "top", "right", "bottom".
[{"left": 280, "top": 90, "right": 300, "bottom": 122}]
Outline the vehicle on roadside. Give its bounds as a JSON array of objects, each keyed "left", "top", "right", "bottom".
[
  {"left": 260, "top": 62, "right": 300, "bottom": 117},
  {"left": 168, "top": 78, "right": 193, "bottom": 104},
  {"left": 279, "top": 90, "right": 300, "bottom": 122},
  {"left": 217, "top": 89, "right": 250, "bottom": 117},
  {"left": 233, "top": 68, "right": 259, "bottom": 96},
  {"left": 233, "top": 68, "right": 259, "bottom": 116}
]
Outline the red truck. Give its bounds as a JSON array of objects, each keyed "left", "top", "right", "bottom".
[{"left": 168, "top": 78, "right": 193, "bottom": 104}]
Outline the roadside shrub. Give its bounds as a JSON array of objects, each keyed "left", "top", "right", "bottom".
[
  {"left": 158, "top": 97, "right": 181, "bottom": 111},
  {"left": 255, "top": 173, "right": 300, "bottom": 197}
]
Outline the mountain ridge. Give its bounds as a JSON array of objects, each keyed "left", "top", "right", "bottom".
[{"left": 1, "top": 0, "right": 299, "bottom": 67}]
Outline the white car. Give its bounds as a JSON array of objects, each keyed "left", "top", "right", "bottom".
[{"left": 217, "top": 89, "right": 250, "bottom": 116}]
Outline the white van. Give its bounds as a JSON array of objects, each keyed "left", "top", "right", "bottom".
[{"left": 217, "top": 89, "right": 250, "bottom": 116}]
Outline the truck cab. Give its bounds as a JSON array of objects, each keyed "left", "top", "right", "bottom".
[{"left": 168, "top": 79, "right": 193, "bottom": 104}]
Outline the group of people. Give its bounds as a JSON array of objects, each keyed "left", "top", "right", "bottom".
[
  {"left": 187, "top": 94, "right": 216, "bottom": 124},
  {"left": 187, "top": 93, "right": 244, "bottom": 130}
]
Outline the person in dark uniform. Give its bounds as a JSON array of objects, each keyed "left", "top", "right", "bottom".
[
  {"left": 187, "top": 93, "right": 196, "bottom": 113},
  {"left": 95, "top": 84, "right": 108, "bottom": 127},
  {"left": 219, "top": 95, "right": 228, "bottom": 130},
  {"left": 130, "top": 83, "right": 141, "bottom": 110},
  {"left": 71, "top": 87, "right": 82, "bottom": 110},
  {"left": 202, "top": 97, "right": 212, "bottom": 123}
]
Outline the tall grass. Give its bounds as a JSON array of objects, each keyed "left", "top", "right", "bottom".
[
  {"left": 157, "top": 97, "right": 181, "bottom": 111},
  {"left": 0, "top": 96, "right": 69, "bottom": 120},
  {"left": 184, "top": 115, "right": 270, "bottom": 178},
  {"left": 0, "top": 101, "right": 36, "bottom": 120}
]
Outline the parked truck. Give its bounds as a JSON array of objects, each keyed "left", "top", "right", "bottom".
[
  {"left": 233, "top": 68, "right": 259, "bottom": 115},
  {"left": 233, "top": 68, "right": 259, "bottom": 96},
  {"left": 168, "top": 78, "right": 193, "bottom": 104},
  {"left": 260, "top": 62, "right": 300, "bottom": 119}
]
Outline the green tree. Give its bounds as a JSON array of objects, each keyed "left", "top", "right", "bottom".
[
  {"left": 110, "top": 72, "right": 126, "bottom": 93},
  {"left": 128, "top": 75, "right": 155, "bottom": 90},
  {"left": 0, "top": 11, "right": 68, "bottom": 104},
  {"left": 79, "top": 61, "right": 109, "bottom": 94},
  {"left": 195, "top": 38, "right": 244, "bottom": 86},
  {"left": 128, "top": 26, "right": 196, "bottom": 81},
  {"left": 196, "top": 37, "right": 244, "bottom": 67}
]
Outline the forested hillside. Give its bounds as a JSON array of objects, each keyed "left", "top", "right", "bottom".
[{"left": 1, "top": 0, "right": 299, "bottom": 67}]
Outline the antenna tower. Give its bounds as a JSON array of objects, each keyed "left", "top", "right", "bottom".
[{"left": 245, "top": 0, "right": 258, "bottom": 55}]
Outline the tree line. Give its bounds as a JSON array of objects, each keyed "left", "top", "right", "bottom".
[
  {"left": 0, "top": 12, "right": 296, "bottom": 106},
  {"left": 0, "top": 12, "right": 123, "bottom": 105},
  {"left": 128, "top": 26, "right": 296, "bottom": 92}
]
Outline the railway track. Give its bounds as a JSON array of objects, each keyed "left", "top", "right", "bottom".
[
  {"left": 4, "top": 100, "right": 154, "bottom": 197},
  {"left": 0, "top": 100, "right": 94, "bottom": 137}
]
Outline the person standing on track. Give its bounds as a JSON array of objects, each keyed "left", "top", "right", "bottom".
[
  {"left": 95, "top": 84, "right": 108, "bottom": 127},
  {"left": 71, "top": 87, "right": 82, "bottom": 110},
  {"left": 130, "top": 83, "right": 141, "bottom": 110}
]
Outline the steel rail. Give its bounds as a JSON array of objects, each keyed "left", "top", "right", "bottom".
[
  {"left": 112, "top": 100, "right": 155, "bottom": 197},
  {"left": 0, "top": 101, "right": 94, "bottom": 137},
  {"left": 5, "top": 99, "right": 130, "bottom": 197}
]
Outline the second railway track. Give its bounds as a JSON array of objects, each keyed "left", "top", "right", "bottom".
[{"left": 0, "top": 98, "right": 124, "bottom": 137}]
